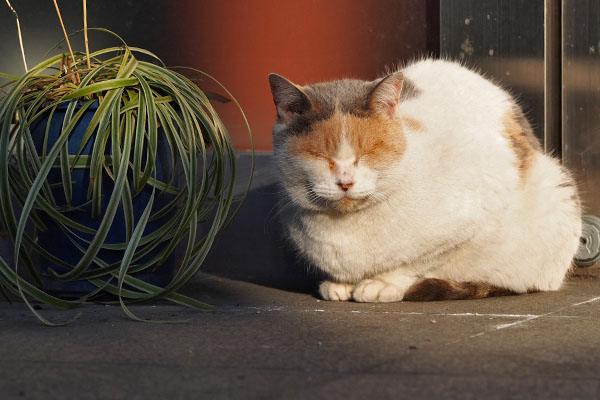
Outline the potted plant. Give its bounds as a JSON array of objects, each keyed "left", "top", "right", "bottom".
[{"left": 0, "top": 2, "right": 252, "bottom": 324}]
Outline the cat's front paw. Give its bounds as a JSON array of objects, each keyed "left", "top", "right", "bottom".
[
  {"left": 319, "top": 281, "right": 355, "bottom": 301},
  {"left": 353, "top": 279, "right": 404, "bottom": 302}
]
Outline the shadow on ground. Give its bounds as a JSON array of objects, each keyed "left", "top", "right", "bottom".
[{"left": 191, "top": 153, "right": 323, "bottom": 296}]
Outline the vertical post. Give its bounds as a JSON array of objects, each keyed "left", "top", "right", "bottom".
[
  {"left": 562, "top": 0, "right": 600, "bottom": 214},
  {"left": 544, "top": 0, "right": 562, "bottom": 156}
]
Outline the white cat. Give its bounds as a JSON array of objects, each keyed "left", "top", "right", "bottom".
[{"left": 268, "top": 59, "right": 582, "bottom": 302}]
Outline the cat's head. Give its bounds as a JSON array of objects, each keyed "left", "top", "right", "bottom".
[{"left": 268, "top": 72, "right": 409, "bottom": 213}]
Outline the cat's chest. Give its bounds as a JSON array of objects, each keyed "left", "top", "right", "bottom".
[
  {"left": 286, "top": 204, "right": 420, "bottom": 279},
  {"left": 296, "top": 206, "right": 392, "bottom": 247},
  {"left": 283, "top": 191, "right": 488, "bottom": 281}
]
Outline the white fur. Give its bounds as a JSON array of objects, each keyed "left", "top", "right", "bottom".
[{"left": 275, "top": 59, "right": 582, "bottom": 302}]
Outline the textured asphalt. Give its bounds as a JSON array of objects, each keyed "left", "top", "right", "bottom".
[{"left": 1, "top": 273, "right": 600, "bottom": 400}]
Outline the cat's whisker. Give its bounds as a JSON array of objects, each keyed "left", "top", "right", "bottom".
[{"left": 264, "top": 196, "right": 295, "bottom": 232}]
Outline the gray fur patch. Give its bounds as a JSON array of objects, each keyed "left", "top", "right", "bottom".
[
  {"left": 276, "top": 76, "right": 421, "bottom": 136},
  {"left": 305, "top": 79, "right": 377, "bottom": 117},
  {"left": 399, "top": 78, "right": 421, "bottom": 102}
]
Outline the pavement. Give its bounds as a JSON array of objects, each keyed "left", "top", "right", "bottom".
[
  {"left": 1, "top": 271, "right": 599, "bottom": 400},
  {"left": 1, "top": 154, "right": 600, "bottom": 399}
]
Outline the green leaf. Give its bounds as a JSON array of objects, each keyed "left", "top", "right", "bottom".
[
  {"left": 0, "top": 72, "right": 19, "bottom": 81},
  {"left": 60, "top": 78, "right": 138, "bottom": 101}
]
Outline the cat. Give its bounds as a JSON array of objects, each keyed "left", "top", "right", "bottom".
[{"left": 268, "top": 59, "right": 582, "bottom": 302}]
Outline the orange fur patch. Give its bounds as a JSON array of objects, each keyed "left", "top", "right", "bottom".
[
  {"left": 288, "top": 112, "right": 406, "bottom": 168},
  {"left": 502, "top": 110, "right": 539, "bottom": 182},
  {"left": 403, "top": 278, "right": 516, "bottom": 301},
  {"left": 402, "top": 116, "right": 425, "bottom": 132}
]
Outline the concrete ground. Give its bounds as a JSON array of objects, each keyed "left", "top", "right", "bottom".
[{"left": 1, "top": 271, "right": 599, "bottom": 400}]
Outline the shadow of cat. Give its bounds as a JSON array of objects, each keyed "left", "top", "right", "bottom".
[{"left": 194, "top": 154, "right": 322, "bottom": 295}]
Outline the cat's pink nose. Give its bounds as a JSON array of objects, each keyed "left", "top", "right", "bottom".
[{"left": 338, "top": 182, "right": 354, "bottom": 191}]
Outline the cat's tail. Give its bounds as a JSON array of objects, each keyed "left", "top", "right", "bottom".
[{"left": 403, "top": 278, "right": 517, "bottom": 301}]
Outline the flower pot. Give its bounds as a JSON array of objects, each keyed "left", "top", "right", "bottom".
[{"left": 29, "top": 102, "right": 179, "bottom": 298}]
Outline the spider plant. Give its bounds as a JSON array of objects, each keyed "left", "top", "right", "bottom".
[{"left": 0, "top": 29, "right": 252, "bottom": 325}]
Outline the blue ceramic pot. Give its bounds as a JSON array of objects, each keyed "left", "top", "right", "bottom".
[{"left": 29, "top": 102, "right": 179, "bottom": 298}]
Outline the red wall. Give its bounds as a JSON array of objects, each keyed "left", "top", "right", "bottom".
[{"left": 173, "top": 0, "right": 439, "bottom": 151}]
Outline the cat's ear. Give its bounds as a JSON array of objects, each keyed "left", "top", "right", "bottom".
[
  {"left": 367, "top": 72, "right": 404, "bottom": 117},
  {"left": 268, "top": 73, "right": 312, "bottom": 123}
]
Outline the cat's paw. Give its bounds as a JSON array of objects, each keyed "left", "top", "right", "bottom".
[
  {"left": 353, "top": 279, "right": 404, "bottom": 302},
  {"left": 319, "top": 281, "right": 355, "bottom": 301}
]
